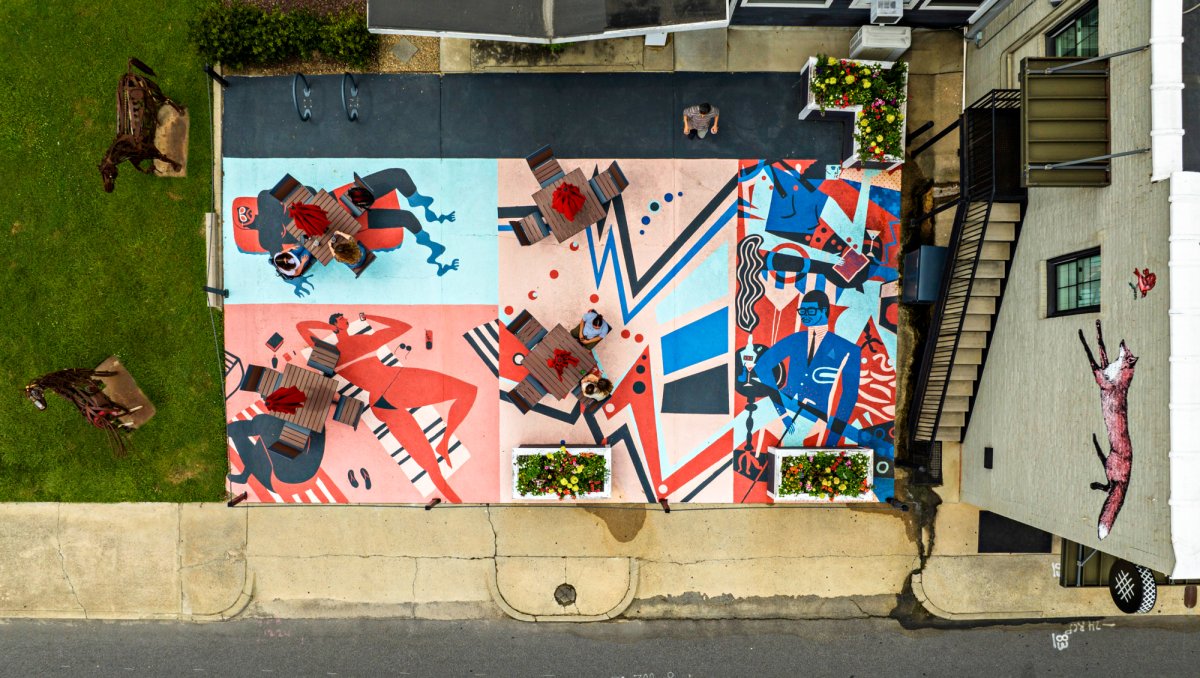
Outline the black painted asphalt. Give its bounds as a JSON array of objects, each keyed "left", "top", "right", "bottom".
[{"left": 223, "top": 73, "right": 847, "bottom": 163}]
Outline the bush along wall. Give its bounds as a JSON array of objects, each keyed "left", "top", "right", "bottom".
[{"left": 188, "top": 1, "right": 378, "bottom": 69}]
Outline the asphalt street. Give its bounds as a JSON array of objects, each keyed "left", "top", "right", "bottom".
[{"left": 2, "top": 617, "right": 1199, "bottom": 678}]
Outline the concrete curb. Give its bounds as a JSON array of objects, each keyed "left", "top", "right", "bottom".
[
  {"left": 911, "top": 571, "right": 1041, "bottom": 621},
  {"left": 188, "top": 570, "right": 255, "bottom": 623},
  {"left": 488, "top": 558, "right": 639, "bottom": 622}
]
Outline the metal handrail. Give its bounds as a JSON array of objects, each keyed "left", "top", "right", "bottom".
[
  {"left": 293, "top": 73, "right": 312, "bottom": 122},
  {"left": 907, "top": 89, "right": 1023, "bottom": 449}
]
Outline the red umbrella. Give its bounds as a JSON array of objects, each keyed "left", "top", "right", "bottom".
[
  {"left": 547, "top": 348, "right": 579, "bottom": 380},
  {"left": 551, "top": 182, "right": 586, "bottom": 221},
  {"left": 265, "top": 386, "right": 307, "bottom": 414},
  {"left": 289, "top": 203, "right": 329, "bottom": 237}
]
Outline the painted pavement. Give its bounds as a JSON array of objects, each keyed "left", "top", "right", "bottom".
[{"left": 223, "top": 157, "right": 900, "bottom": 504}]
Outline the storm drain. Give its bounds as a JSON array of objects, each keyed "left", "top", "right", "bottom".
[{"left": 554, "top": 583, "right": 577, "bottom": 606}]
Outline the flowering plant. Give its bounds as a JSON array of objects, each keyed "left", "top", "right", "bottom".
[
  {"left": 515, "top": 446, "right": 610, "bottom": 499},
  {"left": 854, "top": 100, "right": 905, "bottom": 162},
  {"left": 778, "top": 450, "right": 872, "bottom": 501},
  {"left": 810, "top": 55, "right": 907, "bottom": 110}
]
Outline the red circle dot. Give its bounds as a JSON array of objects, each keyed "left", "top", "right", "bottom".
[
  {"left": 621, "top": 329, "right": 631, "bottom": 339},
  {"left": 504, "top": 306, "right": 514, "bottom": 315},
  {"left": 549, "top": 270, "right": 559, "bottom": 279},
  {"left": 589, "top": 294, "right": 600, "bottom": 303},
  {"left": 634, "top": 334, "right": 644, "bottom": 343},
  {"left": 528, "top": 290, "right": 538, "bottom": 300},
  {"left": 569, "top": 242, "right": 580, "bottom": 251}
]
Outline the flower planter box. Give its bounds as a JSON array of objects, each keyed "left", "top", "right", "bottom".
[
  {"left": 511, "top": 445, "right": 612, "bottom": 500},
  {"left": 768, "top": 447, "right": 875, "bottom": 503},
  {"left": 799, "top": 55, "right": 907, "bottom": 171}
]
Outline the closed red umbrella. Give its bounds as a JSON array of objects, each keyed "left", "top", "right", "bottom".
[
  {"left": 289, "top": 203, "right": 329, "bottom": 237},
  {"left": 265, "top": 385, "right": 307, "bottom": 414},
  {"left": 551, "top": 182, "right": 586, "bottom": 221}
]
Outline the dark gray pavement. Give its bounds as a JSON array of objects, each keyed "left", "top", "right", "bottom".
[
  {"left": 1185, "top": 5, "right": 1199, "bottom": 173},
  {"left": 223, "top": 73, "right": 846, "bottom": 162},
  {"left": 4, "top": 618, "right": 1200, "bottom": 678}
]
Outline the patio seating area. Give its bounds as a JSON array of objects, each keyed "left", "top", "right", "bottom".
[{"left": 220, "top": 73, "right": 901, "bottom": 506}]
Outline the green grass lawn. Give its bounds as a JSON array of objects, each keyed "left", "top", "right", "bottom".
[{"left": 0, "top": 1, "right": 226, "bottom": 501}]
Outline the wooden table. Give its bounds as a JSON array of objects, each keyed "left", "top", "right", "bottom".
[
  {"left": 532, "top": 168, "right": 607, "bottom": 243},
  {"left": 283, "top": 189, "right": 363, "bottom": 265},
  {"left": 524, "top": 324, "right": 598, "bottom": 400},
  {"left": 270, "top": 363, "right": 339, "bottom": 433}
]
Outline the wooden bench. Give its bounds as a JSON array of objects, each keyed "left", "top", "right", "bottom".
[
  {"left": 240, "top": 364, "right": 282, "bottom": 395},
  {"left": 333, "top": 396, "right": 366, "bottom": 429},
  {"left": 508, "top": 375, "right": 549, "bottom": 414},
  {"left": 307, "top": 339, "right": 340, "bottom": 377},
  {"left": 269, "top": 423, "right": 310, "bottom": 459},
  {"left": 507, "top": 310, "right": 547, "bottom": 349}
]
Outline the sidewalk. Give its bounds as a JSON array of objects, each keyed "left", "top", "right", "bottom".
[{"left": 0, "top": 503, "right": 916, "bottom": 621}]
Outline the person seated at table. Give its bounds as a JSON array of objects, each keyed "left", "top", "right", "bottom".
[
  {"left": 271, "top": 246, "right": 313, "bottom": 279},
  {"left": 330, "top": 231, "right": 365, "bottom": 268},
  {"left": 571, "top": 309, "right": 611, "bottom": 349},
  {"left": 580, "top": 371, "right": 614, "bottom": 402}
]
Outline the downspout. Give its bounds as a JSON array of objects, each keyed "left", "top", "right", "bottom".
[
  {"left": 1160, "top": 0, "right": 1200, "bottom": 578},
  {"left": 1151, "top": 0, "right": 1186, "bottom": 181}
]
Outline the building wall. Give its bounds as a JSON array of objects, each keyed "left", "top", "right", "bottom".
[
  {"left": 732, "top": 0, "right": 979, "bottom": 29},
  {"left": 960, "top": 0, "right": 1174, "bottom": 572}
]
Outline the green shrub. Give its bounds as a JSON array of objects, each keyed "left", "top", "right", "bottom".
[
  {"left": 188, "top": 1, "right": 376, "bottom": 69},
  {"left": 319, "top": 10, "right": 378, "bottom": 68}
]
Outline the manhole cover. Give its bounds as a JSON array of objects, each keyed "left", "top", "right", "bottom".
[{"left": 554, "top": 583, "right": 576, "bottom": 606}]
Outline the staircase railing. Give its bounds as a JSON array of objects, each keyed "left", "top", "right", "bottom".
[{"left": 906, "top": 89, "right": 1022, "bottom": 475}]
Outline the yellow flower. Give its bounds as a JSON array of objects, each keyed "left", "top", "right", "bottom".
[
  {"left": 865, "top": 127, "right": 871, "bottom": 133},
  {"left": 560, "top": 478, "right": 569, "bottom": 485},
  {"left": 844, "top": 75, "right": 855, "bottom": 84},
  {"left": 827, "top": 57, "right": 837, "bottom": 65},
  {"left": 827, "top": 77, "right": 836, "bottom": 84},
  {"left": 862, "top": 80, "right": 871, "bottom": 88},
  {"left": 570, "top": 476, "right": 579, "bottom": 484},
  {"left": 876, "top": 135, "right": 883, "bottom": 142},
  {"left": 861, "top": 67, "right": 870, "bottom": 75},
  {"left": 886, "top": 114, "right": 895, "bottom": 123}
]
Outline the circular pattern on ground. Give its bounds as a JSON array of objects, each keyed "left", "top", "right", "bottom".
[
  {"left": 549, "top": 270, "right": 559, "bottom": 279},
  {"left": 589, "top": 294, "right": 600, "bottom": 303},
  {"left": 641, "top": 216, "right": 650, "bottom": 225},
  {"left": 649, "top": 201, "right": 661, "bottom": 213},
  {"left": 632, "top": 381, "right": 646, "bottom": 394},
  {"left": 554, "top": 583, "right": 577, "bottom": 606},
  {"left": 664, "top": 193, "right": 673, "bottom": 203},
  {"left": 528, "top": 290, "right": 538, "bottom": 300},
  {"left": 504, "top": 306, "right": 513, "bottom": 316},
  {"left": 634, "top": 334, "right": 643, "bottom": 343},
  {"left": 621, "top": 329, "right": 631, "bottom": 339}
]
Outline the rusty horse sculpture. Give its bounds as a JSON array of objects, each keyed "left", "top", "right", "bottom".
[
  {"left": 98, "top": 58, "right": 185, "bottom": 193},
  {"left": 25, "top": 369, "right": 139, "bottom": 455}
]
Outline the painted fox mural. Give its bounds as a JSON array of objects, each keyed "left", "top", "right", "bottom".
[{"left": 1078, "top": 320, "right": 1138, "bottom": 540}]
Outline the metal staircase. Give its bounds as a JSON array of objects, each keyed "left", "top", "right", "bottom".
[{"left": 907, "top": 90, "right": 1025, "bottom": 480}]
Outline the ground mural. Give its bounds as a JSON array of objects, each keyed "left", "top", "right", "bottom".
[{"left": 223, "top": 158, "right": 901, "bottom": 504}]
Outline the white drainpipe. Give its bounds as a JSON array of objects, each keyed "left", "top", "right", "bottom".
[
  {"left": 1160, "top": 0, "right": 1200, "bottom": 578},
  {"left": 1150, "top": 0, "right": 1185, "bottom": 182}
]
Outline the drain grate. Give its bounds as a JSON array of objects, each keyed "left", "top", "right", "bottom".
[{"left": 554, "top": 583, "right": 576, "bottom": 606}]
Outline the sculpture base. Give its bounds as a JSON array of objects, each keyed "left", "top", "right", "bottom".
[
  {"left": 153, "top": 107, "right": 189, "bottom": 177},
  {"left": 94, "top": 355, "right": 156, "bottom": 429}
]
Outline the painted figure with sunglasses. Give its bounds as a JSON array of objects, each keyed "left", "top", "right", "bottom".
[{"left": 753, "top": 290, "right": 861, "bottom": 446}]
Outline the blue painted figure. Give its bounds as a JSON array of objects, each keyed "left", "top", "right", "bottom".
[{"left": 754, "top": 290, "right": 861, "bottom": 446}]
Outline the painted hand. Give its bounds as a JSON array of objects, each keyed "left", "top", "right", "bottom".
[
  {"left": 437, "top": 211, "right": 457, "bottom": 223},
  {"left": 289, "top": 274, "right": 314, "bottom": 298},
  {"left": 436, "top": 258, "right": 461, "bottom": 276}
]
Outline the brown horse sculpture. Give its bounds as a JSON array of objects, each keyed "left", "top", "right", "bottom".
[{"left": 98, "top": 58, "right": 185, "bottom": 193}]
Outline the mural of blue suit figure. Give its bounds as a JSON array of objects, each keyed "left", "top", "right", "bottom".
[{"left": 753, "top": 290, "right": 861, "bottom": 446}]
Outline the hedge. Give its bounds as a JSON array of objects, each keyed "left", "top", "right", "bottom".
[{"left": 188, "top": 1, "right": 377, "bottom": 69}]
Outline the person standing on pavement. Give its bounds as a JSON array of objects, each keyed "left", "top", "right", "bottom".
[{"left": 682, "top": 102, "right": 719, "bottom": 139}]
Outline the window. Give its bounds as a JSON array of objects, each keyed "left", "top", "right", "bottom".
[
  {"left": 1046, "top": 2, "right": 1099, "bottom": 58},
  {"left": 1047, "top": 248, "right": 1101, "bottom": 317}
]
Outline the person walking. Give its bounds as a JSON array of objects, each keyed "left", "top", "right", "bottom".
[{"left": 683, "top": 102, "right": 719, "bottom": 139}]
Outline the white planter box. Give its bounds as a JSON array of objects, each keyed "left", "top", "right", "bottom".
[
  {"left": 799, "top": 55, "right": 907, "bottom": 170},
  {"left": 511, "top": 446, "right": 612, "bottom": 500},
  {"left": 768, "top": 447, "right": 875, "bottom": 503}
]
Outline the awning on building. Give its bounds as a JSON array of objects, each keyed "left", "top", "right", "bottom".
[{"left": 368, "top": 0, "right": 729, "bottom": 41}]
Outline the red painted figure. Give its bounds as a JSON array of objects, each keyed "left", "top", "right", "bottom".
[{"left": 296, "top": 313, "right": 477, "bottom": 503}]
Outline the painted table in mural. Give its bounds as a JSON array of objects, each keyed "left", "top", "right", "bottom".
[
  {"left": 524, "top": 324, "right": 598, "bottom": 400},
  {"left": 283, "top": 189, "right": 363, "bottom": 265},
  {"left": 271, "top": 363, "right": 338, "bottom": 433},
  {"left": 532, "top": 169, "right": 607, "bottom": 242}
]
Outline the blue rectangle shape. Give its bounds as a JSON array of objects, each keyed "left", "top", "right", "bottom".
[{"left": 660, "top": 308, "right": 728, "bottom": 375}]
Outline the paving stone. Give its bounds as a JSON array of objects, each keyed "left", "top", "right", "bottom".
[{"left": 391, "top": 37, "right": 419, "bottom": 64}]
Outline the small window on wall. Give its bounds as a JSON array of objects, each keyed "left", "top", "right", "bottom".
[
  {"left": 1046, "top": 2, "right": 1099, "bottom": 58},
  {"left": 1048, "top": 248, "right": 1101, "bottom": 317}
]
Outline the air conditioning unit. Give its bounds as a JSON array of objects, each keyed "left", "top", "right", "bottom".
[
  {"left": 870, "top": 0, "right": 904, "bottom": 25},
  {"left": 850, "top": 25, "right": 912, "bottom": 61}
]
